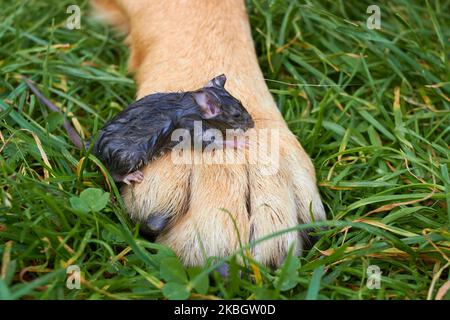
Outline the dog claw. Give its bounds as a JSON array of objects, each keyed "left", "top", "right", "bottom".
[
  {"left": 216, "top": 263, "right": 229, "bottom": 278},
  {"left": 146, "top": 216, "right": 170, "bottom": 232},
  {"left": 139, "top": 215, "right": 170, "bottom": 240},
  {"left": 302, "top": 226, "right": 327, "bottom": 249}
]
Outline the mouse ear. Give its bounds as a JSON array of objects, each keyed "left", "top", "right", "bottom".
[
  {"left": 193, "top": 91, "right": 221, "bottom": 119},
  {"left": 205, "top": 74, "right": 227, "bottom": 88}
]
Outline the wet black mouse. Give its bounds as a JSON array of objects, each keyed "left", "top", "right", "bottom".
[
  {"left": 23, "top": 74, "right": 253, "bottom": 238},
  {"left": 92, "top": 74, "right": 254, "bottom": 184}
]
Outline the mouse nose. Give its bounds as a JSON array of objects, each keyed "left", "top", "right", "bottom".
[{"left": 247, "top": 117, "right": 255, "bottom": 128}]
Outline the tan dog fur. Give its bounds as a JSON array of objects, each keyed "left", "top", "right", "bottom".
[{"left": 92, "top": 0, "right": 326, "bottom": 267}]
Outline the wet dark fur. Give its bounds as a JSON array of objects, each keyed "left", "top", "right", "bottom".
[{"left": 92, "top": 75, "right": 254, "bottom": 176}]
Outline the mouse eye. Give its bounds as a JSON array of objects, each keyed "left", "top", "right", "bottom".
[{"left": 232, "top": 111, "right": 241, "bottom": 118}]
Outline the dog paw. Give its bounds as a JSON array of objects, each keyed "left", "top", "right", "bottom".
[{"left": 122, "top": 126, "right": 325, "bottom": 267}]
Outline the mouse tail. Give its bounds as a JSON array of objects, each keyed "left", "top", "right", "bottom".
[{"left": 23, "top": 77, "right": 84, "bottom": 149}]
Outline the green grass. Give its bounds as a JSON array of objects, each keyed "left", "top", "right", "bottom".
[{"left": 0, "top": 0, "right": 449, "bottom": 300}]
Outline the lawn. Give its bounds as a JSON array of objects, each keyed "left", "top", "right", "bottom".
[{"left": 0, "top": 0, "right": 449, "bottom": 300}]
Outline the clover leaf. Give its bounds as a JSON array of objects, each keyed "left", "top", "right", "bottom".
[{"left": 70, "top": 188, "right": 110, "bottom": 213}]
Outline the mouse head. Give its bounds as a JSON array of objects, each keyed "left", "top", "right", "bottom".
[{"left": 192, "top": 74, "right": 254, "bottom": 132}]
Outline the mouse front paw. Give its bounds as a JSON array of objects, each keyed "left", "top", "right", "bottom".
[{"left": 114, "top": 170, "right": 145, "bottom": 185}]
